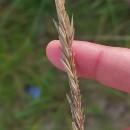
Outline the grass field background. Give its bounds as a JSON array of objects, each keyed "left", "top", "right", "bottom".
[{"left": 0, "top": 0, "right": 130, "bottom": 130}]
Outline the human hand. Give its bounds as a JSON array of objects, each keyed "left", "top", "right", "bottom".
[{"left": 46, "top": 40, "right": 130, "bottom": 130}]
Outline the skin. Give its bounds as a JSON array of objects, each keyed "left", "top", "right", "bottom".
[{"left": 46, "top": 40, "right": 130, "bottom": 130}]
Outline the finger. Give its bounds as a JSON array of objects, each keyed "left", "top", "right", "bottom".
[{"left": 46, "top": 40, "right": 130, "bottom": 93}]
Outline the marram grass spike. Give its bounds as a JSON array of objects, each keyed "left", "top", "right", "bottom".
[{"left": 54, "top": 0, "right": 85, "bottom": 130}]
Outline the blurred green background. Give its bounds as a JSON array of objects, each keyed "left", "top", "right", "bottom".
[{"left": 0, "top": 0, "right": 130, "bottom": 130}]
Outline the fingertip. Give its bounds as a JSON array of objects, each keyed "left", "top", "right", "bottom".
[
  {"left": 46, "top": 40, "right": 63, "bottom": 70},
  {"left": 46, "top": 40, "right": 102, "bottom": 78}
]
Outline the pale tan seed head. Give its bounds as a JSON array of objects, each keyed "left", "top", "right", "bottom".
[{"left": 54, "top": 0, "right": 85, "bottom": 130}]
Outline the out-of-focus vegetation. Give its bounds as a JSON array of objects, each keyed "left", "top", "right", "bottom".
[{"left": 0, "top": 0, "right": 130, "bottom": 130}]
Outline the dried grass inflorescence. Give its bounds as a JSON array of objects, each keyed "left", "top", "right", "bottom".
[{"left": 54, "top": 0, "right": 85, "bottom": 130}]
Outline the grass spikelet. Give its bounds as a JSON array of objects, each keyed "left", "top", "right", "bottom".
[{"left": 54, "top": 0, "right": 85, "bottom": 130}]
